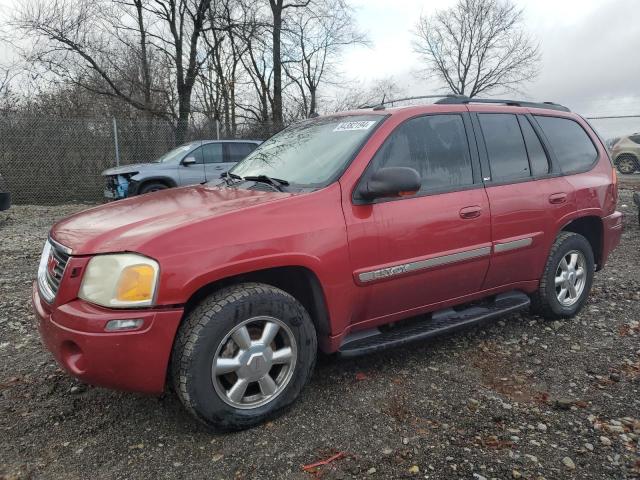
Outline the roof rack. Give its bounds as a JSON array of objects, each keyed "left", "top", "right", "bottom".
[
  {"left": 359, "top": 94, "right": 466, "bottom": 110},
  {"left": 434, "top": 96, "right": 571, "bottom": 112}
]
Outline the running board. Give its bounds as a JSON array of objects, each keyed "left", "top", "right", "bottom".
[{"left": 337, "top": 291, "right": 530, "bottom": 358}]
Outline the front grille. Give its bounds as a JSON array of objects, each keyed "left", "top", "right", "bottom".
[{"left": 38, "top": 240, "right": 71, "bottom": 303}]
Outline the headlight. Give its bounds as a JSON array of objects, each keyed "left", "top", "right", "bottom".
[{"left": 79, "top": 254, "right": 159, "bottom": 308}]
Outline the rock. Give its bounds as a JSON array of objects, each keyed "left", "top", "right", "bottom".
[
  {"left": 562, "top": 457, "right": 576, "bottom": 470},
  {"left": 408, "top": 465, "right": 419, "bottom": 475},
  {"left": 473, "top": 474, "right": 488, "bottom": 480},
  {"left": 600, "top": 436, "right": 612, "bottom": 446},
  {"left": 367, "top": 467, "right": 377, "bottom": 475},
  {"left": 584, "top": 443, "right": 594, "bottom": 451},
  {"left": 609, "top": 372, "right": 621, "bottom": 382},
  {"left": 537, "top": 423, "right": 548, "bottom": 432},
  {"left": 512, "top": 469, "right": 522, "bottom": 479},
  {"left": 402, "top": 437, "right": 409, "bottom": 445},
  {"left": 553, "top": 398, "right": 573, "bottom": 410},
  {"left": 382, "top": 448, "right": 393, "bottom": 455},
  {"left": 525, "top": 454, "right": 538, "bottom": 463}
]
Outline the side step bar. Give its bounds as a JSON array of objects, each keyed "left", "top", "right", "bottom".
[{"left": 337, "top": 291, "right": 530, "bottom": 358}]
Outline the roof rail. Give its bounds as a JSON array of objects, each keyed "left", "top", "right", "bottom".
[
  {"left": 434, "top": 96, "right": 571, "bottom": 112},
  {"left": 358, "top": 94, "right": 466, "bottom": 110}
]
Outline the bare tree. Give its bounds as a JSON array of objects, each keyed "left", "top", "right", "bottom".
[
  {"left": 413, "top": 0, "right": 540, "bottom": 97},
  {"left": 284, "top": 0, "right": 367, "bottom": 117},
  {"left": 267, "top": 0, "right": 310, "bottom": 128},
  {"left": 13, "top": 0, "right": 212, "bottom": 144},
  {"left": 328, "top": 76, "right": 404, "bottom": 112}
]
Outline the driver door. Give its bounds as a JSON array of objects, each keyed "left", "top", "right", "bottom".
[
  {"left": 344, "top": 113, "right": 492, "bottom": 325},
  {"left": 178, "top": 146, "right": 206, "bottom": 186}
]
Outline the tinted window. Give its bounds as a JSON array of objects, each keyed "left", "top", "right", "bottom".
[
  {"left": 228, "top": 143, "right": 258, "bottom": 163},
  {"left": 369, "top": 114, "right": 473, "bottom": 191},
  {"left": 534, "top": 116, "right": 598, "bottom": 173},
  {"left": 629, "top": 134, "right": 640, "bottom": 145},
  {"left": 519, "top": 117, "right": 549, "bottom": 176},
  {"left": 479, "top": 114, "right": 530, "bottom": 181},
  {"left": 201, "top": 143, "right": 224, "bottom": 164}
]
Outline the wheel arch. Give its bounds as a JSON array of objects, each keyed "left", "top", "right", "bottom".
[
  {"left": 133, "top": 176, "right": 177, "bottom": 194},
  {"left": 561, "top": 215, "right": 603, "bottom": 270},
  {"left": 181, "top": 265, "right": 332, "bottom": 346}
]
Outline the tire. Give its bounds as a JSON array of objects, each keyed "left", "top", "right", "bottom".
[
  {"left": 171, "top": 283, "right": 317, "bottom": 431},
  {"left": 139, "top": 182, "right": 169, "bottom": 194},
  {"left": 615, "top": 155, "right": 638, "bottom": 175},
  {"left": 530, "top": 232, "right": 595, "bottom": 320}
]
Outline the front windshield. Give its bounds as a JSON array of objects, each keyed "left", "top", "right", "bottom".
[
  {"left": 230, "top": 115, "right": 385, "bottom": 187},
  {"left": 154, "top": 144, "right": 194, "bottom": 163}
]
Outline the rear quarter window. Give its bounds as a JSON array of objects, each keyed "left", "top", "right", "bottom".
[{"left": 534, "top": 116, "right": 598, "bottom": 174}]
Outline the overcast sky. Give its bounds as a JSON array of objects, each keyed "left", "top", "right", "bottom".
[
  {"left": 343, "top": 0, "right": 640, "bottom": 131},
  {"left": 0, "top": 0, "right": 638, "bottom": 136}
]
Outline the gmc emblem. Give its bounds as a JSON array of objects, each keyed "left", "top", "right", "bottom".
[{"left": 47, "top": 254, "right": 60, "bottom": 279}]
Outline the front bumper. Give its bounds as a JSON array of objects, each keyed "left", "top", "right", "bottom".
[
  {"left": 600, "top": 210, "right": 623, "bottom": 268},
  {"left": 33, "top": 283, "right": 183, "bottom": 394}
]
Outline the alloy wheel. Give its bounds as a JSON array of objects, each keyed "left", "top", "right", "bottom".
[
  {"left": 554, "top": 250, "right": 587, "bottom": 307},
  {"left": 211, "top": 316, "right": 297, "bottom": 409}
]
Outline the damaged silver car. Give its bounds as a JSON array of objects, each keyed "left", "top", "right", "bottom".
[{"left": 102, "top": 140, "right": 261, "bottom": 199}]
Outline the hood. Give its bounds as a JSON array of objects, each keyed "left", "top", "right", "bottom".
[
  {"left": 102, "top": 162, "right": 164, "bottom": 176},
  {"left": 51, "top": 185, "right": 293, "bottom": 255}
]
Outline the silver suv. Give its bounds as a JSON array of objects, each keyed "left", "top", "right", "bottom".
[{"left": 103, "top": 140, "right": 261, "bottom": 199}]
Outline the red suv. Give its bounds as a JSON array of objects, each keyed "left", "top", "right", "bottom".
[{"left": 33, "top": 97, "right": 622, "bottom": 430}]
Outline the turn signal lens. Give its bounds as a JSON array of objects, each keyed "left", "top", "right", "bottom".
[{"left": 116, "top": 265, "right": 155, "bottom": 302}]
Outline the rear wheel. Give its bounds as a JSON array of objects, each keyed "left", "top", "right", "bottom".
[
  {"left": 171, "top": 283, "right": 317, "bottom": 431},
  {"left": 615, "top": 155, "right": 638, "bottom": 174},
  {"left": 139, "top": 182, "right": 169, "bottom": 194},
  {"left": 530, "top": 232, "right": 595, "bottom": 319}
]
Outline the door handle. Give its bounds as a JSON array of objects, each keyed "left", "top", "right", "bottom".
[
  {"left": 549, "top": 193, "right": 567, "bottom": 204},
  {"left": 459, "top": 205, "right": 482, "bottom": 219}
]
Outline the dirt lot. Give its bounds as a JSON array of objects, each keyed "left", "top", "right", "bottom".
[{"left": 1, "top": 190, "right": 639, "bottom": 480}]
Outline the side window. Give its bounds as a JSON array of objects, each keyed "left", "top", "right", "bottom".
[
  {"left": 185, "top": 146, "right": 204, "bottom": 164},
  {"left": 629, "top": 134, "right": 640, "bottom": 145},
  {"left": 201, "top": 143, "right": 224, "bottom": 164},
  {"left": 534, "top": 116, "right": 598, "bottom": 174},
  {"left": 227, "top": 143, "right": 258, "bottom": 163},
  {"left": 369, "top": 114, "right": 473, "bottom": 191},
  {"left": 478, "top": 114, "right": 530, "bottom": 181},
  {"left": 518, "top": 116, "right": 549, "bottom": 176}
]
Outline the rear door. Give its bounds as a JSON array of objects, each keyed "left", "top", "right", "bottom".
[
  {"left": 225, "top": 142, "right": 258, "bottom": 169},
  {"left": 201, "top": 142, "right": 226, "bottom": 180},
  {"left": 344, "top": 113, "right": 492, "bottom": 324},
  {"left": 471, "top": 111, "right": 575, "bottom": 289}
]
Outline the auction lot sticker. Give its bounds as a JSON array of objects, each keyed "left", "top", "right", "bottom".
[{"left": 333, "top": 121, "right": 377, "bottom": 132}]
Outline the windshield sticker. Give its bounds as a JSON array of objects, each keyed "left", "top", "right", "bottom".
[{"left": 333, "top": 121, "right": 377, "bottom": 132}]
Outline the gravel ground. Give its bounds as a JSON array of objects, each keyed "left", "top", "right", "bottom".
[{"left": 1, "top": 191, "right": 639, "bottom": 480}]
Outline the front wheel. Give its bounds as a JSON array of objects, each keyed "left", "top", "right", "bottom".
[
  {"left": 530, "top": 232, "right": 595, "bottom": 319},
  {"left": 171, "top": 283, "right": 317, "bottom": 431}
]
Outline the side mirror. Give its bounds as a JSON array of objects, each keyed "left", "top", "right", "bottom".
[
  {"left": 358, "top": 167, "right": 421, "bottom": 201},
  {"left": 182, "top": 156, "right": 197, "bottom": 166}
]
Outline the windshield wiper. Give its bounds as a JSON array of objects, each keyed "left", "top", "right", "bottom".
[
  {"left": 220, "top": 171, "right": 243, "bottom": 186},
  {"left": 243, "top": 175, "right": 289, "bottom": 192}
]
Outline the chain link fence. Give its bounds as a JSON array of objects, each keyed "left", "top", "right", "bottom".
[
  {"left": 0, "top": 109, "right": 638, "bottom": 205},
  {"left": 0, "top": 113, "right": 275, "bottom": 204}
]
